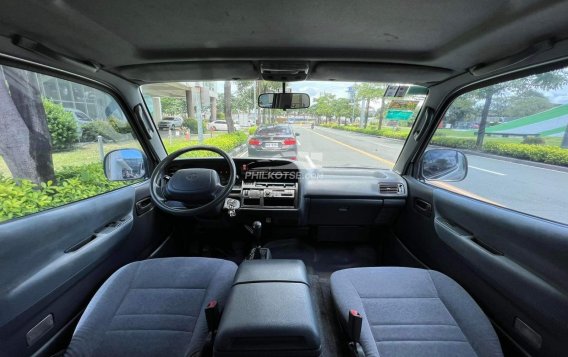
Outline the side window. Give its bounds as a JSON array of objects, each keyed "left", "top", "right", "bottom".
[
  {"left": 0, "top": 64, "right": 143, "bottom": 223},
  {"left": 425, "top": 66, "right": 568, "bottom": 225}
]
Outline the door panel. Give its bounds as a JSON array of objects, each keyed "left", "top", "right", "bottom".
[
  {"left": 0, "top": 182, "right": 171, "bottom": 356},
  {"left": 394, "top": 176, "right": 568, "bottom": 356}
]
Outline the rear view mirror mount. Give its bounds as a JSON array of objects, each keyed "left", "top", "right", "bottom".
[{"left": 258, "top": 93, "right": 310, "bottom": 110}]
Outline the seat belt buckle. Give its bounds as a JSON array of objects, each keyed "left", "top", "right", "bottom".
[
  {"left": 205, "top": 300, "right": 220, "bottom": 332},
  {"left": 348, "top": 309, "right": 365, "bottom": 357},
  {"left": 348, "top": 309, "right": 362, "bottom": 342}
]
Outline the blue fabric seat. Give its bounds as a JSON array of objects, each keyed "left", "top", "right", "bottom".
[
  {"left": 330, "top": 267, "right": 503, "bottom": 357},
  {"left": 65, "top": 257, "right": 237, "bottom": 357}
]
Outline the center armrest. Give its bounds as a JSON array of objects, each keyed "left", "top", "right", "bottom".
[
  {"left": 233, "top": 259, "right": 309, "bottom": 285},
  {"left": 214, "top": 259, "right": 321, "bottom": 356}
]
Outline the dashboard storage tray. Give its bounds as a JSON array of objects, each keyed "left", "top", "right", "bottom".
[{"left": 214, "top": 260, "right": 321, "bottom": 356}]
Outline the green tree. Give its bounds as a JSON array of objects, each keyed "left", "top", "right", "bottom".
[
  {"left": 160, "top": 97, "right": 187, "bottom": 116},
  {"left": 475, "top": 70, "right": 568, "bottom": 149},
  {"left": 502, "top": 91, "right": 555, "bottom": 119},
  {"left": 444, "top": 93, "right": 478, "bottom": 126},
  {"left": 332, "top": 98, "right": 353, "bottom": 124},
  {"left": 313, "top": 93, "right": 336, "bottom": 123},
  {"left": 354, "top": 83, "right": 386, "bottom": 128}
]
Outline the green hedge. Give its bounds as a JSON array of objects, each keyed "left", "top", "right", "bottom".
[
  {"left": 43, "top": 99, "right": 79, "bottom": 150},
  {"left": 320, "top": 124, "right": 410, "bottom": 140},
  {"left": 320, "top": 124, "right": 568, "bottom": 167},
  {"left": 483, "top": 142, "right": 568, "bottom": 166},
  {"left": 0, "top": 164, "right": 130, "bottom": 222},
  {"left": 164, "top": 131, "right": 248, "bottom": 155}
]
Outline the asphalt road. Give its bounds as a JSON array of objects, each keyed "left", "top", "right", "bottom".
[{"left": 291, "top": 125, "right": 568, "bottom": 225}]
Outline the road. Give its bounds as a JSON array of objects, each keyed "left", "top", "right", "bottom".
[{"left": 289, "top": 125, "right": 568, "bottom": 225}]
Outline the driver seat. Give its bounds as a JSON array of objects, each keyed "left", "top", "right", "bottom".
[{"left": 65, "top": 257, "right": 237, "bottom": 357}]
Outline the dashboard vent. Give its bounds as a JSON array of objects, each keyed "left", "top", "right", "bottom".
[{"left": 379, "top": 182, "right": 404, "bottom": 195}]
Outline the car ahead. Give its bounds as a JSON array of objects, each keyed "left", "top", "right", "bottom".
[
  {"left": 247, "top": 124, "right": 299, "bottom": 159},
  {"left": 158, "top": 116, "right": 183, "bottom": 130},
  {"left": 207, "top": 120, "right": 240, "bottom": 131}
]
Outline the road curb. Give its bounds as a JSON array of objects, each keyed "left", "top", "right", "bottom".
[{"left": 229, "top": 143, "right": 247, "bottom": 157}]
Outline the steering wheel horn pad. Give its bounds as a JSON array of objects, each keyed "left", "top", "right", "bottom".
[{"left": 165, "top": 168, "right": 221, "bottom": 202}]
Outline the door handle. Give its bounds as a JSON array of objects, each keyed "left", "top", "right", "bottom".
[
  {"left": 136, "top": 197, "right": 153, "bottom": 216},
  {"left": 414, "top": 198, "right": 432, "bottom": 216}
]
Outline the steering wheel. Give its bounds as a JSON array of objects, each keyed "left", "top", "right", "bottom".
[{"left": 149, "top": 146, "right": 236, "bottom": 216}]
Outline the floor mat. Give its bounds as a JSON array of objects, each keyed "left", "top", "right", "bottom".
[
  {"left": 309, "top": 274, "right": 347, "bottom": 357},
  {"left": 265, "top": 238, "right": 378, "bottom": 274}
]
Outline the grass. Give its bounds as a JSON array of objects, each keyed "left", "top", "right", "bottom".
[{"left": 0, "top": 131, "right": 247, "bottom": 177}]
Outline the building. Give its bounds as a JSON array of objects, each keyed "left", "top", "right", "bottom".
[{"left": 142, "top": 82, "right": 218, "bottom": 124}]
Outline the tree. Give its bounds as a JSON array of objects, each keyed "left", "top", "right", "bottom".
[
  {"left": 332, "top": 98, "right": 353, "bottom": 124},
  {"left": 443, "top": 93, "right": 478, "bottom": 127},
  {"left": 313, "top": 93, "right": 336, "bottom": 123},
  {"left": 475, "top": 70, "right": 568, "bottom": 149},
  {"left": 354, "top": 83, "right": 385, "bottom": 128},
  {"left": 0, "top": 67, "right": 55, "bottom": 184},
  {"left": 224, "top": 81, "right": 235, "bottom": 132},
  {"left": 233, "top": 81, "right": 255, "bottom": 114},
  {"left": 502, "top": 91, "right": 555, "bottom": 119},
  {"left": 160, "top": 97, "right": 187, "bottom": 116}
]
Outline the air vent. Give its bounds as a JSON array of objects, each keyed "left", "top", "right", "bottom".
[{"left": 379, "top": 182, "right": 405, "bottom": 195}]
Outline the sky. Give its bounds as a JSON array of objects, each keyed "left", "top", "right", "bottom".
[{"left": 213, "top": 79, "right": 568, "bottom": 105}]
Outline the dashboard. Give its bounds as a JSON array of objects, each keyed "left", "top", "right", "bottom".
[{"left": 165, "top": 158, "right": 407, "bottom": 226}]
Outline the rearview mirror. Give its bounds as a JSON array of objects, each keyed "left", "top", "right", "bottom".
[
  {"left": 258, "top": 93, "right": 310, "bottom": 109},
  {"left": 104, "top": 149, "right": 148, "bottom": 181},
  {"left": 421, "top": 149, "right": 468, "bottom": 182}
]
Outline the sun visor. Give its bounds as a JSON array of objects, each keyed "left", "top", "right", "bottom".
[
  {"left": 310, "top": 62, "right": 454, "bottom": 84},
  {"left": 116, "top": 61, "right": 259, "bottom": 82}
]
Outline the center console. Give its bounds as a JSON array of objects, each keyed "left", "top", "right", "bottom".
[{"left": 214, "top": 260, "right": 321, "bottom": 356}]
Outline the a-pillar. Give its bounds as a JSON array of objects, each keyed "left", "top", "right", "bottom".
[
  {"left": 152, "top": 97, "right": 162, "bottom": 124},
  {"left": 210, "top": 96, "right": 217, "bottom": 121},
  {"left": 186, "top": 89, "right": 195, "bottom": 118}
]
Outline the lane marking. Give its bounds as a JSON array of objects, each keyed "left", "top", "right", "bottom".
[
  {"left": 237, "top": 150, "right": 247, "bottom": 157},
  {"left": 311, "top": 129, "right": 504, "bottom": 207},
  {"left": 469, "top": 166, "right": 506, "bottom": 176},
  {"left": 304, "top": 153, "right": 316, "bottom": 168},
  {"left": 296, "top": 139, "right": 302, "bottom": 146},
  {"left": 469, "top": 154, "right": 568, "bottom": 175},
  {"left": 310, "top": 130, "right": 396, "bottom": 167}
]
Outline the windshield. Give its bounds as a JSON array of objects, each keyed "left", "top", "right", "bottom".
[{"left": 141, "top": 81, "right": 426, "bottom": 169}]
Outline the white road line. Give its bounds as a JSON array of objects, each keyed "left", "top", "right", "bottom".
[
  {"left": 303, "top": 153, "right": 317, "bottom": 168},
  {"left": 470, "top": 155, "right": 568, "bottom": 175},
  {"left": 237, "top": 150, "right": 248, "bottom": 157},
  {"left": 469, "top": 166, "right": 506, "bottom": 176},
  {"left": 296, "top": 139, "right": 301, "bottom": 146}
]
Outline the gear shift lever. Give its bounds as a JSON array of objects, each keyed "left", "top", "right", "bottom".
[
  {"left": 247, "top": 221, "right": 271, "bottom": 260},
  {"left": 252, "top": 221, "right": 262, "bottom": 246}
]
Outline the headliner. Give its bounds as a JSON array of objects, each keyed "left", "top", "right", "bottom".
[{"left": 1, "top": 0, "right": 568, "bottom": 85}]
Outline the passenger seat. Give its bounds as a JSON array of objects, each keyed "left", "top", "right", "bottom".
[{"left": 330, "top": 267, "right": 503, "bottom": 357}]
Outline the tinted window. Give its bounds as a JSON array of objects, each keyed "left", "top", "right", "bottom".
[{"left": 0, "top": 65, "right": 143, "bottom": 223}]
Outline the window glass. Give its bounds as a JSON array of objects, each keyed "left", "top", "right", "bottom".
[
  {"left": 425, "top": 67, "right": 568, "bottom": 224},
  {"left": 0, "top": 64, "right": 143, "bottom": 223},
  {"left": 141, "top": 81, "right": 426, "bottom": 167}
]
